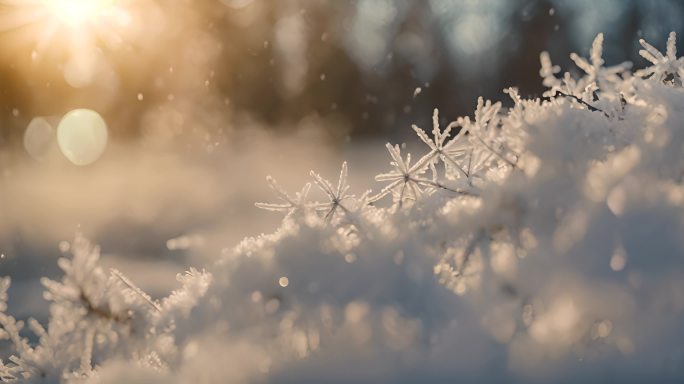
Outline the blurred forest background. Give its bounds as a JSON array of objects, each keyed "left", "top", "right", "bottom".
[{"left": 1, "top": 0, "right": 684, "bottom": 152}]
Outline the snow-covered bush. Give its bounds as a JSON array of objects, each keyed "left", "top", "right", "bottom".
[{"left": 3, "top": 33, "right": 684, "bottom": 383}]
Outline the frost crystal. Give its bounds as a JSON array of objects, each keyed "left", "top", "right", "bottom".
[
  {"left": 310, "top": 162, "right": 354, "bottom": 222},
  {"left": 0, "top": 234, "right": 210, "bottom": 382},
  {"left": 636, "top": 31, "right": 683, "bottom": 84},
  {"left": 255, "top": 176, "right": 312, "bottom": 218}
]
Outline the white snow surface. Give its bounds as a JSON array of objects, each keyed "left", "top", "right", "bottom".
[{"left": 2, "top": 33, "right": 684, "bottom": 383}]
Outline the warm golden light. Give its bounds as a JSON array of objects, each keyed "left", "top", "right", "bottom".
[
  {"left": 0, "top": 0, "right": 131, "bottom": 60},
  {"left": 0, "top": 0, "right": 134, "bottom": 88},
  {"left": 45, "top": 0, "right": 111, "bottom": 28}
]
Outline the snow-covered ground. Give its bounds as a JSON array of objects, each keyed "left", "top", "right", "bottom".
[{"left": 2, "top": 33, "right": 684, "bottom": 383}]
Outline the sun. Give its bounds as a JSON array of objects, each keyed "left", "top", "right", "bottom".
[
  {"left": 45, "top": 0, "right": 113, "bottom": 28},
  {"left": 0, "top": 0, "right": 132, "bottom": 55},
  {"left": 0, "top": 0, "right": 135, "bottom": 86}
]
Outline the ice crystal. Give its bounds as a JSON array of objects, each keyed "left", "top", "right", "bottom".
[
  {"left": 310, "top": 162, "right": 354, "bottom": 222},
  {"left": 636, "top": 31, "right": 683, "bottom": 84},
  {"left": 255, "top": 176, "right": 313, "bottom": 218}
]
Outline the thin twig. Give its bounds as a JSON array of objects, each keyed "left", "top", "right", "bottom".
[
  {"left": 555, "top": 91, "right": 610, "bottom": 118},
  {"left": 111, "top": 270, "right": 162, "bottom": 312}
]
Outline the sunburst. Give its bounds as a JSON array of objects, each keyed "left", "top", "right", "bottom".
[{"left": 0, "top": 0, "right": 132, "bottom": 85}]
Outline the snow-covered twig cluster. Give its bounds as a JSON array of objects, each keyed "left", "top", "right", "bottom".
[
  {"left": 3, "top": 33, "right": 684, "bottom": 383},
  {"left": 1, "top": 234, "right": 211, "bottom": 382}
]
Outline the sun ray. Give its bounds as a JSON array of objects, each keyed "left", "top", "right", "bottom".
[{"left": 0, "top": 0, "right": 134, "bottom": 86}]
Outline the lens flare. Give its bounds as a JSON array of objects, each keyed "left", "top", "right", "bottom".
[
  {"left": 24, "top": 116, "right": 55, "bottom": 160},
  {"left": 57, "top": 108, "right": 109, "bottom": 166}
]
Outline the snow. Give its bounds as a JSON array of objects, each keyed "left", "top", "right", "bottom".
[{"left": 3, "top": 32, "right": 684, "bottom": 383}]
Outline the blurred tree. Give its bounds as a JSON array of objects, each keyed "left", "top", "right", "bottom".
[{"left": 0, "top": 0, "right": 683, "bottom": 152}]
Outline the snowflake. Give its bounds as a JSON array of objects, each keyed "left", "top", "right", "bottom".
[
  {"left": 373, "top": 144, "right": 472, "bottom": 206},
  {"left": 636, "top": 32, "right": 683, "bottom": 84},
  {"left": 539, "top": 51, "right": 562, "bottom": 90},
  {"left": 255, "top": 176, "right": 312, "bottom": 218},
  {"left": 540, "top": 34, "right": 630, "bottom": 103},
  {"left": 310, "top": 162, "right": 355, "bottom": 222},
  {"left": 570, "top": 33, "right": 631, "bottom": 88},
  {"left": 412, "top": 108, "right": 469, "bottom": 180},
  {"left": 540, "top": 52, "right": 596, "bottom": 100},
  {"left": 373, "top": 144, "right": 433, "bottom": 206},
  {"left": 458, "top": 97, "right": 519, "bottom": 171}
]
